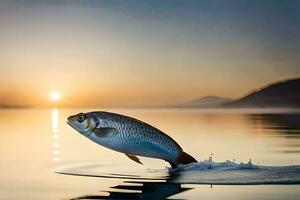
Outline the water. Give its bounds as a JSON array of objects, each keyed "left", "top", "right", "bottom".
[{"left": 0, "top": 108, "right": 300, "bottom": 199}]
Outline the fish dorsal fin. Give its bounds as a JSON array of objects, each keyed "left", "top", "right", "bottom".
[
  {"left": 125, "top": 153, "right": 143, "bottom": 165},
  {"left": 93, "top": 127, "right": 118, "bottom": 138}
]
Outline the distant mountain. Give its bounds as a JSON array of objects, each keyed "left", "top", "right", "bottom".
[
  {"left": 0, "top": 104, "right": 31, "bottom": 109},
  {"left": 178, "top": 96, "right": 232, "bottom": 108},
  {"left": 225, "top": 78, "right": 300, "bottom": 108}
]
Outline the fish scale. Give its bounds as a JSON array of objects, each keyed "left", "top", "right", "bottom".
[
  {"left": 67, "top": 111, "right": 197, "bottom": 168},
  {"left": 92, "top": 112, "right": 180, "bottom": 160}
]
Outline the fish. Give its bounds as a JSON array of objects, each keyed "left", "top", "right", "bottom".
[{"left": 67, "top": 111, "right": 197, "bottom": 168}]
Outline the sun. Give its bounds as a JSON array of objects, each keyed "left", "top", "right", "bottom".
[{"left": 49, "top": 91, "right": 61, "bottom": 101}]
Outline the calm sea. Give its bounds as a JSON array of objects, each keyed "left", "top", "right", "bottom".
[{"left": 0, "top": 108, "right": 299, "bottom": 199}]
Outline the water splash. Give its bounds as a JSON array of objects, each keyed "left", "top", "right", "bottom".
[
  {"left": 168, "top": 157, "right": 300, "bottom": 184},
  {"left": 171, "top": 158, "right": 258, "bottom": 172},
  {"left": 57, "top": 158, "right": 300, "bottom": 185}
]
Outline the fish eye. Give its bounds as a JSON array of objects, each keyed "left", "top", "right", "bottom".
[{"left": 77, "top": 113, "right": 86, "bottom": 122}]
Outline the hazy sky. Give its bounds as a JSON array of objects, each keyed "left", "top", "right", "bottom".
[{"left": 0, "top": 0, "right": 299, "bottom": 107}]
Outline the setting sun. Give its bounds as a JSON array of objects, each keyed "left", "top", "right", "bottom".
[{"left": 49, "top": 91, "right": 61, "bottom": 101}]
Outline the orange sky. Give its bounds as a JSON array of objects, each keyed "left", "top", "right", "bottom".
[{"left": 0, "top": 1, "right": 299, "bottom": 107}]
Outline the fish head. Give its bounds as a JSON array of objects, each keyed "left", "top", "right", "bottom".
[{"left": 67, "top": 112, "right": 99, "bottom": 136}]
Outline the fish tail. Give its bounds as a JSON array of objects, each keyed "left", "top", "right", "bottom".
[{"left": 168, "top": 151, "right": 197, "bottom": 169}]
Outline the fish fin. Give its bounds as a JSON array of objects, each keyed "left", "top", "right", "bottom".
[
  {"left": 93, "top": 127, "right": 118, "bottom": 138},
  {"left": 175, "top": 151, "right": 197, "bottom": 167},
  {"left": 168, "top": 151, "right": 197, "bottom": 169},
  {"left": 167, "top": 160, "right": 177, "bottom": 169},
  {"left": 125, "top": 153, "right": 143, "bottom": 165}
]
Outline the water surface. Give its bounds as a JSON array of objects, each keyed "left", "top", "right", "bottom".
[{"left": 0, "top": 108, "right": 299, "bottom": 199}]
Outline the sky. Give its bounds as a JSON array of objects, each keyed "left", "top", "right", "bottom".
[{"left": 0, "top": 0, "right": 299, "bottom": 107}]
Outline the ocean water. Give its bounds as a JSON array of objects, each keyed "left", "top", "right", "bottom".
[{"left": 0, "top": 108, "right": 300, "bottom": 199}]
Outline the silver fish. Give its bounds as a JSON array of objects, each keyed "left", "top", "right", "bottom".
[{"left": 67, "top": 111, "right": 197, "bottom": 168}]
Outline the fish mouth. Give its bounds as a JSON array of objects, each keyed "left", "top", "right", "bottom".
[
  {"left": 67, "top": 119, "right": 79, "bottom": 131},
  {"left": 66, "top": 120, "right": 72, "bottom": 127},
  {"left": 67, "top": 118, "right": 92, "bottom": 136}
]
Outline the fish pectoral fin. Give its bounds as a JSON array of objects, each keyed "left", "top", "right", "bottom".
[
  {"left": 93, "top": 127, "right": 118, "bottom": 138},
  {"left": 125, "top": 153, "right": 143, "bottom": 165}
]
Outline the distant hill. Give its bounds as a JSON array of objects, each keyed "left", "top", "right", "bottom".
[
  {"left": 225, "top": 78, "right": 300, "bottom": 108},
  {"left": 0, "top": 104, "right": 31, "bottom": 109},
  {"left": 178, "top": 96, "right": 232, "bottom": 108}
]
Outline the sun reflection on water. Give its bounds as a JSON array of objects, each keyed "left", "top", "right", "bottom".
[{"left": 52, "top": 108, "right": 60, "bottom": 162}]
